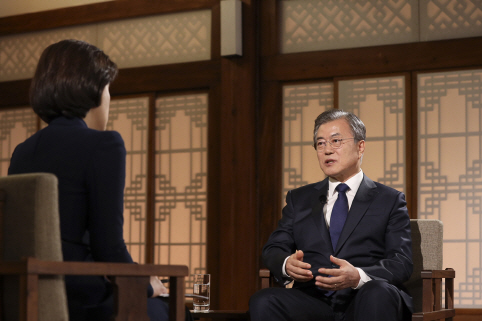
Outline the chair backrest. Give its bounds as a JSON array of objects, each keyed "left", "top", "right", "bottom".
[
  {"left": 405, "top": 219, "right": 443, "bottom": 313},
  {"left": 0, "top": 173, "right": 69, "bottom": 321}
]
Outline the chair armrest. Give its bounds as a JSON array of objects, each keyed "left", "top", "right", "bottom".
[
  {"left": 259, "top": 268, "right": 270, "bottom": 278},
  {"left": 259, "top": 268, "right": 271, "bottom": 289},
  {"left": 420, "top": 268, "right": 455, "bottom": 279},
  {"left": 6, "top": 257, "right": 189, "bottom": 276},
  {"left": 0, "top": 257, "right": 188, "bottom": 321}
]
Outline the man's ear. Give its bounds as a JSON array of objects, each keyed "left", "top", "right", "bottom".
[{"left": 358, "top": 140, "right": 365, "bottom": 158}]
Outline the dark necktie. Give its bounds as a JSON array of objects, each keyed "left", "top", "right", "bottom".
[{"left": 330, "top": 183, "right": 350, "bottom": 251}]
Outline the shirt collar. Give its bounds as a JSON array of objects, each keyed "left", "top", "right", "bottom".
[{"left": 328, "top": 169, "right": 364, "bottom": 197}]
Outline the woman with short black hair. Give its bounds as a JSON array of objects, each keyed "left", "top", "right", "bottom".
[
  {"left": 30, "top": 39, "right": 117, "bottom": 124},
  {"left": 9, "top": 39, "right": 191, "bottom": 321}
]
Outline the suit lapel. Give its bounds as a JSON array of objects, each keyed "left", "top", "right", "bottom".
[
  {"left": 310, "top": 179, "right": 332, "bottom": 250},
  {"left": 334, "top": 174, "right": 378, "bottom": 254}
]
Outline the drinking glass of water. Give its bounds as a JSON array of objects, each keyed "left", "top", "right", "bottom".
[{"left": 193, "top": 274, "right": 210, "bottom": 312}]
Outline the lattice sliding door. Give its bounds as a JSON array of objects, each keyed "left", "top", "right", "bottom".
[
  {"left": 108, "top": 96, "right": 150, "bottom": 264},
  {"left": 282, "top": 82, "right": 334, "bottom": 200},
  {"left": 338, "top": 76, "right": 407, "bottom": 193},
  {"left": 108, "top": 93, "right": 209, "bottom": 291},
  {"left": 418, "top": 69, "right": 482, "bottom": 307},
  {"left": 0, "top": 107, "right": 37, "bottom": 176},
  {"left": 154, "top": 93, "right": 208, "bottom": 291},
  {"left": 282, "top": 76, "right": 407, "bottom": 201}
]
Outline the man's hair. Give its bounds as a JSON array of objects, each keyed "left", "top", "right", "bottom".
[
  {"left": 313, "top": 109, "right": 366, "bottom": 148},
  {"left": 30, "top": 39, "right": 118, "bottom": 123}
]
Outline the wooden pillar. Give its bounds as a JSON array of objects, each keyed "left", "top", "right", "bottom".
[{"left": 212, "top": 0, "right": 259, "bottom": 310}]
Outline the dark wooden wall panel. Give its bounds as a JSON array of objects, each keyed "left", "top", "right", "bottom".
[
  {"left": 0, "top": 79, "right": 31, "bottom": 108},
  {"left": 146, "top": 93, "right": 157, "bottom": 263},
  {"left": 257, "top": 81, "right": 282, "bottom": 264},
  {"left": 410, "top": 72, "right": 419, "bottom": 218},
  {"left": 206, "top": 83, "right": 222, "bottom": 309},
  {"left": 262, "top": 37, "right": 482, "bottom": 81},
  {"left": 112, "top": 61, "right": 221, "bottom": 94},
  {"left": 0, "top": 61, "right": 221, "bottom": 108},
  {"left": 257, "top": 0, "right": 282, "bottom": 267},
  {"left": 216, "top": 0, "right": 258, "bottom": 309}
]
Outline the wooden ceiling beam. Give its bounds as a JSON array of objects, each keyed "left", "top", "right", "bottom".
[{"left": 0, "top": 0, "right": 218, "bottom": 36}]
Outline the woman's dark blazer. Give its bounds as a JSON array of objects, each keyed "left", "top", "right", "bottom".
[{"left": 8, "top": 116, "right": 133, "bottom": 317}]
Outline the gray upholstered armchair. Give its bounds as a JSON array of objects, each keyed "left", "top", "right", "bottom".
[
  {"left": 407, "top": 219, "right": 455, "bottom": 320},
  {"left": 0, "top": 173, "right": 188, "bottom": 321},
  {"left": 259, "top": 219, "right": 456, "bottom": 321}
]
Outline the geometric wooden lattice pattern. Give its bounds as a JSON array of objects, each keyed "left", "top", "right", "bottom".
[
  {"left": 0, "top": 26, "right": 96, "bottom": 81},
  {"left": 338, "top": 76, "right": 406, "bottom": 193},
  {"left": 281, "top": 0, "right": 419, "bottom": 53},
  {"left": 154, "top": 93, "right": 208, "bottom": 290},
  {"left": 99, "top": 11, "right": 211, "bottom": 68},
  {"left": 282, "top": 82, "right": 334, "bottom": 199},
  {"left": 418, "top": 69, "right": 482, "bottom": 308},
  {"left": 0, "top": 107, "right": 37, "bottom": 177},
  {"left": 107, "top": 97, "right": 150, "bottom": 264},
  {"left": 421, "top": 0, "right": 482, "bottom": 41},
  {"left": 0, "top": 10, "right": 211, "bottom": 81},
  {"left": 280, "top": 0, "right": 482, "bottom": 54}
]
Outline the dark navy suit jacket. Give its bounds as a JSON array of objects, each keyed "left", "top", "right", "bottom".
[
  {"left": 9, "top": 116, "right": 133, "bottom": 318},
  {"left": 262, "top": 175, "right": 414, "bottom": 317}
]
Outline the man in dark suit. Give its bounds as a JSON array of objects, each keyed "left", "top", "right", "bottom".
[{"left": 249, "top": 109, "right": 413, "bottom": 321}]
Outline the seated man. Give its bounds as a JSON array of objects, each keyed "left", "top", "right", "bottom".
[{"left": 249, "top": 109, "right": 413, "bottom": 321}]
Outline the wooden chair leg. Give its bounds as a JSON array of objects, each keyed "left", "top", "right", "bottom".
[
  {"left": 169, "top": 276, "right": 185, "bottom": 321},
  {"left": 422, "top": 278, "right": 433, "bottom": 313},
  {"left": 20, "top": 274, "right": 39, "bottom": 321},
  {"left": 445, "top": 270, "right": 454, "bottom": 321},
  {"left": 433, "top": 278, "right": 441, "bottom": 312},
  {"left": 445, "top": 275, "right": 454, "bottom": 310}
]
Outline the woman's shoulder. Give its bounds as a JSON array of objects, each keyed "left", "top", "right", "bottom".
[
  {"left": 49, "top": 117, "right": 123, "bottom": 142},
  {"left": 87, "top": 130, "right": 126, "bottom": 155},
  {"left": 89, "top": 129, "right": 123, "bottom": 142}
]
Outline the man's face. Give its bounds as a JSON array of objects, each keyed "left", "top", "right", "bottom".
[{"left": 316, "top": 118, "right": 365, "bottom": 182}]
